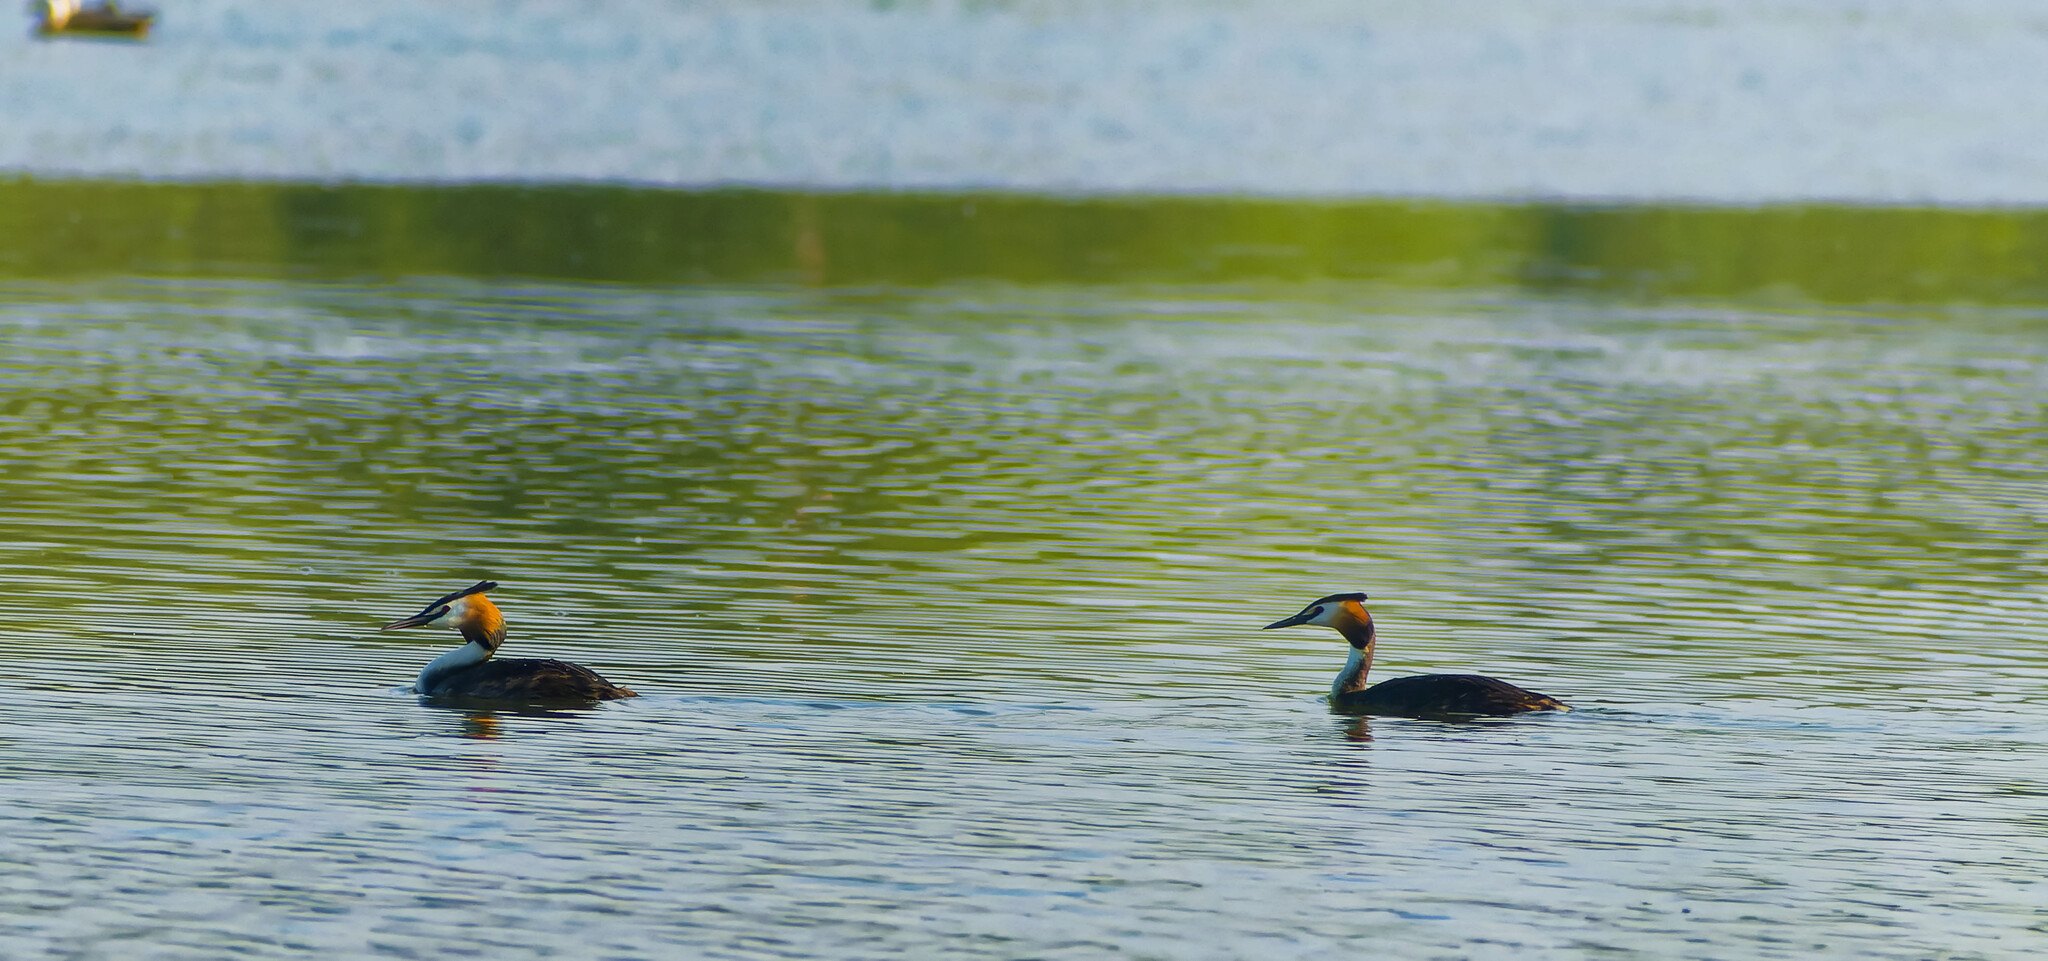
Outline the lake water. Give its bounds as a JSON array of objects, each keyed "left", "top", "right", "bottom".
[
  {"left": 4, "top": 196, "right": 2047, "bottom": 957},
  {"left": 7, "top": 1, "right": 2048, "bottom": 955},
  {"left": 10, "top": 0, "right": 2048, "bottom": 202}
]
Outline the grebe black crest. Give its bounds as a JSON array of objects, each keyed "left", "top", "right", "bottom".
[
  {"left": 1263, "top": 592, "right": 1567, "bottom": 718},
  {"left": 380, "top": 580, "right": 637, "bottom": 702}
]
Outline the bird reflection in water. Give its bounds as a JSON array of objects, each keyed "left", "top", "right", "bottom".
[
  {"left": 426, "top": 701, "right": 600, "bottom": 740},
  {"left": 458, "top": 711, "right": 502, "bottom": 740}
]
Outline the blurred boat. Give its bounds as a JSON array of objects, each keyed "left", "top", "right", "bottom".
[{"left": 34, "top": 0, "right": 153, "bottom": 38}]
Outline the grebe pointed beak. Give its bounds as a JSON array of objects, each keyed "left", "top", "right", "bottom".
[
  {"left": 381, "top": 605, "right": 449, "bottom": 631},
  {"left": 1263, "top": 611, "right": 1313, "bottom": 630}
]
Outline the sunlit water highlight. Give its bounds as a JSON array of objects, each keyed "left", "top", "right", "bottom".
[{"left": 3, "top": 279, "right": 2046, "bottom": 958}]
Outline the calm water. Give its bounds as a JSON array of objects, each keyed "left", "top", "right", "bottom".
[
  {"left": 3, "top": 272, "right": 2046, "bottom": 958},
  {"left": 10, "top": 0, "right": 2048, "bottom": 203}
]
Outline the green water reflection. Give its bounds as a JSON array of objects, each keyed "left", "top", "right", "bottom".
[
  {"left": 2, "top": 277, "right": 2043, "bottom": 705},
  {"left": 7, "top": 178, "right": 2048, "bottom": 303}
]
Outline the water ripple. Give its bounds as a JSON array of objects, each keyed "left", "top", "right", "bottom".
[{"left": 1, "top": 279, "right": 2045, "bottom": 958}]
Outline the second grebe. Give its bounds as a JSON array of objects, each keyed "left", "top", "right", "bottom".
[
  {"left": 1264, "top": 592, "right": 1567, "bottom": 718},
  {"left": 381, "top": 581, "right": 637, "bottom": 702}
]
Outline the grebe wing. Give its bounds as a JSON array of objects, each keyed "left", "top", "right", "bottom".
[
  {"left": 430, "top": 658, "right": 638, "bottom": 701},
  {"left": 1340, "top": 673, "right": 1567, "bottom": 718}
]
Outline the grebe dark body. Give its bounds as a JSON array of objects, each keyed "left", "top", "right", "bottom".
[
  {"left": 417, "top": 656, "right": 631, "bottom": 702},
  {"left": 1264, "top": 592, "right": 1566, "bottom": 719},
  {"left": 382, "top": 581, "right": 637, "bottom": 702},
  {"left": 1327, "top": 672, "right": 1565, "bottom": 717}
]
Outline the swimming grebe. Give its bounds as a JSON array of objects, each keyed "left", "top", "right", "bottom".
[
  {"left": 1263, "top": 592, "right": 1567, "bottom": 718},
  {"left": 380, "top": 581, "right": 637, "bottom": 701}
]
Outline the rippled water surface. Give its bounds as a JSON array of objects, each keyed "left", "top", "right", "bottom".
[{"left": 3, "top": 278, "right": 2047, "bottom": 959}]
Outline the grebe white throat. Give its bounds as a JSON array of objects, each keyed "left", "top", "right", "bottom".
[
  {"left": 1333, "top": 645, "right": 1367, "bottom": 699},
  {"left": 417, "top": 640, "right": 492, "bottom": 694}
]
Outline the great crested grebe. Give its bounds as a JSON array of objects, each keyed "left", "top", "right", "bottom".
[
  {"left": 381, "top": 581, "right": 637, "bottom": 701},
  {"left": 1264, "top": 592, "right": 1567, "bottom": 718}
]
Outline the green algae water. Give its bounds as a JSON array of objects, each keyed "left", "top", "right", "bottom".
[
  {"left": 3, "top": 181, "right": 2047, "bottom": 959},
  {"left": 11, "top": 179, "right": 2048, "bottom": 302}
]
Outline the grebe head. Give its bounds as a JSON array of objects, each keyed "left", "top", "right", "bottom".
[
  {"left": 1263, "top": 592, "right": 1373, "bottom": 645},
  {"left": 381, "top": 580, "right": 505, "bottom": 649}
]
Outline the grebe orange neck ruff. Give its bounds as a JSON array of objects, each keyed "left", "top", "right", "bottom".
[
  {"left": 1263, "top": 591, "right": 1566, "bottom": 719},
  {"left": 381, "top": 580, "right": 637, "bottom": 702}
]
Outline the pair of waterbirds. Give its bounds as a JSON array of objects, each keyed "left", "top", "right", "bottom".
[{"left": 381, "top": 583, "right": 1567, "bottom": 717}]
